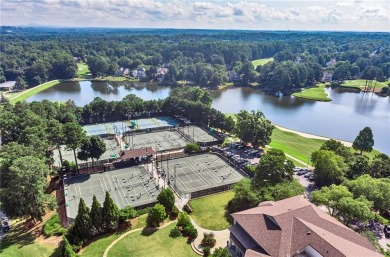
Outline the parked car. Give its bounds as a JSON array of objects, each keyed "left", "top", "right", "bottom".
[
  {"left": 308, "top": 174, "right": 315, "bottom": 181},
  {"left": 384, "top": 225, "right": 390, "bottom": 238},
  {"left": 304, "top": 172, "right": 312, "bottom": 178},
  {"left": 297, "top": 170, "right": 306, "bottom": 175}
]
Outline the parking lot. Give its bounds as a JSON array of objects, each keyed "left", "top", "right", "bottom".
[{"left": 211, "top": 143, "right": 263, "bottom": 169}]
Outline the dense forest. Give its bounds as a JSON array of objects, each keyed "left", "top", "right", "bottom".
[{"left": 1, "top": 26, "right": 389, "bottom": 93}]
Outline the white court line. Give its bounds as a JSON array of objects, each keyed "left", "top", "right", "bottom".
[
  {"left": 102, "top": 177, "right": 109, "bottom": 192},
  {"left": 176, "top": 162, "right": 195, "bottom": 184},
  {"left": 197, "top": 161, "right": 220, "bottom": 183},
  {"left": 116, "top": 174, "right": 132, "bottom": 206},
  {"left": 112, "top": 175, "right": 126, "bottom": 207}
]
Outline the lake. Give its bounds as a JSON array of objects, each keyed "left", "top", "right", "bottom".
[{"left": 27, "top": 80, "right": 390, "bottom": 155}]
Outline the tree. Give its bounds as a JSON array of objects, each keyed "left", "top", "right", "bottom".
[
  {"left": 201, "top": 232, "right": 216, "bottom": 248},
  {"left": 77, "top": 136, "right": 106, "bottom": 166},
  {"left": 311, "top": 185, "right": 353, "bottom": 217},
  {"left": 46, "top": 119, "right": 64, "bottom": 167},
  {"left": 235, "top": 110, "right": 274, "bottom": 148},
  {"left": 90, "top": 195, "right": 103, "bottom": 235},
  {"left": 311, "top": 150, "right": 346, "bottom": 187},
  {"left": 61, "top": 236, "right": 78, "bottom": 257},
  {"left": 63, "top": 122, "right": 87, "bottom": 172},
  {"left": 261, "top": 180, "right": 304, "bottom": 201},
  {"left": 352, "top": 127, "right": 374, "bottom": 155},
  {"left": 147, "top": 204, "right": 166, "bottom": 228},
  {"left": 212, "top": 247, "right": 232, "bottom": 257},
  {"left": 0, "top": 156, "right": 56, "bottom": 221},
  {"left": 319, "top": 139, "right": 351, "bottom": 159},
  {"left": 337, "top": 196, "right": 373, "bottom": 226},
  {"left": 370, "top": 154, "right": 390, "bottom": 178},
  {"left": 102, "top": 191, "right": 120, "bottom": 231},
  {"left": 227, "top": 179, "right": 259, "bottom": 213},
  {"left": 346, "top": 155, "right": 370, "bottom": 179},
  {"left": 71, "top": 198, "right": 92, "bottom": 244},
  {"left": 15, "top": 76, "right": 27, "bottom": 90},
  {"left": 253, "top": 149, "right": 294, "bottom": 187},
  {"left": 157, "top": 188, "right": 175, "bottom": 213}
]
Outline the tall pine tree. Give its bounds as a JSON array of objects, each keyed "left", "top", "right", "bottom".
[
  {"left": 102, "top": 191, "right": 119, "bottom": 231},
  {"left": 90, "top": 195, "right": 103, "bottom": 235},
  {"left": 71, "top": 198, "right": 92, "bottom": 244},
  {"left": 61, "top": 236, "right": 78, "bottom": 257}
]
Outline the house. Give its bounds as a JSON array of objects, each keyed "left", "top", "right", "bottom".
[
  {"left": 120, "top": 147, "right": 156, "bottom": 162},
  {"left": 156, "top": 67, "right": 168, "bottom": 81},
  {"left": 227, "top": 70, "right": 241, "bottom": 81},
  {"left": 228, "top": 196, "right": 382, "bottom": 257},
  {"left": 115, "top": 67, "right": 130, "bottom": 76},
  {"left": 321, "top": 71, "right": 332, "bottom": 83},
  {"left": 326, "top": 59, "right": 336, "bottom": 67},
  {"left": 0, "top": 81, "right": 16, "bottom": 91},
  {"left": 132, "top": 68, "right": 146, "bottom": 79}
]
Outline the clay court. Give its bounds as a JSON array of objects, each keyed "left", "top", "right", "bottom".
[
  {"left": 160, "top": 153, "right": 244, "bottom": 198},
  {"left": 64, "top": 166, "right": 159, "bottom": 220}
]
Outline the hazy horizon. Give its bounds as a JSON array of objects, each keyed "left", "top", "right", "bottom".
[{"left": 1, "top": 0, "right": 389, "bottom": 32}]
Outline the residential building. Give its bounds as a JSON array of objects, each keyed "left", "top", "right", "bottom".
[
  {"left": 156, "top": 67, "right": 168, "bottom": 81},
  {"left": 132, "top": 67, "right": 146, "bottom": 79},
  {"left": 0, "top": 81, "right": 16, "bottom": 91},
  {"left": 229, "top": 196, "right": 382, "bottom": 257},
  {"left": 326, "top": 59, "right": 336, "bottom": 67}
]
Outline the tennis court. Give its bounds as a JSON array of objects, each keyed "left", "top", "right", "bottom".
[
  {"left": 64, "top": 166, "right": 159, "bottom": 220},
  {"left": 160, "top": 153, "right": 244, "bottom": 198},
  {"left": 82, "top": 116, "right": 178, "bottom": 136},
  {"left": 177, "top": 125, "right": 219, "bottom": 143},
  {"left": 124, "top": 130, "right": 189, "bottom": 151},
  {"left": 52, "top": 138, "right": 122, "bottom": 167}
]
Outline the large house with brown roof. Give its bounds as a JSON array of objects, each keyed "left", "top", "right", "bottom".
[{"left": 229, "top": 196, "right": 382, "bottom": 257}]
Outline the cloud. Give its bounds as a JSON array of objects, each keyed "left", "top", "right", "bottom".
[{"left": 0, "top": 0, "right": 388, "bottom": 31}]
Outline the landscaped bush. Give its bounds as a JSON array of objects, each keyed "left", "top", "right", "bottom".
[
  {"left": 43, "top": 213, "right": 67, "bottom": 237},
  {"left": 201, "top": 232, "right": 216, "bottom": 248},
  {"left": 119, "top": 206, "right": 138, "bottom": 224},
  {"left": 177, "top": 212, "right": 191, "bottom": 227},
  {"left": 183, "top": 224, "right": 198, "bottom": 239},
  {"left": 137, "top": 207, "right": 152, "bottom": 216},
  {"left": 184, "top": 143, "right": 201, "bottom": 153},
  {"left": 170, "top": 205, "right": 180, "bottom": 219},
  {"left": 203, "top": 246, "right": 211, "bottom": 257},
  {"left": 169, "top": 226, "right": 181, "bottom": 238}
]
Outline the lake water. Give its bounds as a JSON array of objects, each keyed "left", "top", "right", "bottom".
[{"left": 27, "top": 81, "right": 390, "bottom": 155}]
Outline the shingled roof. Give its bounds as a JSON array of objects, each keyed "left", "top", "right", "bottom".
[{"left": 230, "top": 196, "right": 382, "bottom": 257}]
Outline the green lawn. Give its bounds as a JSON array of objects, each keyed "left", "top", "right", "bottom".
[
  {"left": 251, "top": 58, "right": 274, "bottom": 68},
  {"left": 189, "top": 191, "right": 234, "bottom": 230},
  {"left": 269, "top": 128, "right": 325, "bottom": 165},
  {"left": 293, "top": 84, "right": 332, "bottom": 101},
  {"left": 0, "top": 222, "right": 59, "bottom": 257},
  {"left": 339, "top": 79, "right": 389, "bottom": 91},
  {"left": 108, "top": 222, "right": 197, "bottom": 257},
  {"left": 81, "top": 214, "right": 147, "bottom": 257},
  {"left": 77, "top": 63, "right": 92, "bottom": 79},
  {"left": 9, "top": 80, "right": 61, "bottom": 104}
]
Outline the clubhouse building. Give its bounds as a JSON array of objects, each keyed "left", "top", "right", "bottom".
[{"left": 228, "top": 196, "right": 382, "bottom": 257}]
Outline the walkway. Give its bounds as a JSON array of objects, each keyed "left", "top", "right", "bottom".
[
  {"left": 190, "top": 217, "right": 230, "bottom": 255},
  {"left": 102, "top": 220, "right": 176, "bottom": 257}
]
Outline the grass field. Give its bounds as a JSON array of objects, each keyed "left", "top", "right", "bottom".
[
  {"left": 0, "top": 221, "right": 59, "bottom": 257},
  {"left": 107, "top": 222, "right": 197, "bottom": 257},
  {"left": 189, "top": 191, "right": 234, "bottom": 230},
  {"left": 339, "top": 79, "right": 389, "bottom": 91},
  {"left": 7, "top": 80, "right": 61, "bottom": 104},
  {"left": 77, "top": 63, "right": 92, "bottom": 79},
  {"left": 293, "top": 84, "right": 332, "bottom": 101},
  {"left": 251, "top": 58, "right": 274, "bottom": 68}
]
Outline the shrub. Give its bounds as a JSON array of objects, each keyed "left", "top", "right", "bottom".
[
  {"left": 43, "top": 213, "right": 67, "bottom": 237},
  {"left": 157, "top": 188, "right": 175, "bottom": 213},
  {"left": 177, "top": 212, "right": 191, "bottom": 227},
  {"left": 171, "top": 205, "right": 180, "bottom": 219},
  {"left": 137, "top": 207, "right": 152, "bottom": 216},
  {"left": 203, "top": 246, "right": 211, "bottom": 257},
  {"left": 61, "top": 236, "right": 78, "bottom": 257},
  {"left": 184, "top": 224, "right": 198, "bottom": 239},
  {"left": 184, "top": 143, "right": 201, "bottom": 153},
  {"left": 201, "top": 232, "right": 216, "bottom": 248},
  {"left": 169, "top": 226, "right": 181, "bottom": 238},
  {"left": 147, "top": 204, "right": 166, "bottom": 228},
  {"left": 119, "top": 206, "right": 138, "bottom": 224}
]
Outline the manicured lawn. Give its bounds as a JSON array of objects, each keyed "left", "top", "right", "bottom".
[
  {"left": 81, "top": 214, "right": 147, "bottom": 257},
  {"left": 108, "top": 222, "right": 197, "bottom": 257},
  {"left": 293, "top": 84, "right": 332, "bottom": 101},
  {"left": 9, "top": 80, "right": 61, "bottom": 104},
  {"left": 269, "top": 128, "right": 325, "bottom": 165},
  {"left": 339, "top": 79, "right": 388, "bottom": 91},
  {"left": 251, "top": 58, "right": 274, "bottom": 68},
  {"left": 77, "top": 63, "right": 92, "bottom": 79},
  {"left": 0, "top": 222, "right": 58, "bottom": 257},
  {"left": 190, "top": 191, "right": 234, "bottom": 230}
]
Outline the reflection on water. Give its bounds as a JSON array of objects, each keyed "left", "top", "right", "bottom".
[{"left": 27, "top": 82, "right": 389, "bottom": 154}]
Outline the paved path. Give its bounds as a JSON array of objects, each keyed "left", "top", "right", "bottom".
[
  {"left": 190, "top": 217, "right": 230, "bottom": 255},
  {"left": 102, "top": 220, "right": 176, "bottom": 257}
]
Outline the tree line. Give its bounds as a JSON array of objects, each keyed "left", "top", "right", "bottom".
[{"left": 1, "top": 27, "right": 389, "bottom": 92}]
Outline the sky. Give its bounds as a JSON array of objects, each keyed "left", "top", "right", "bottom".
[{"left": 1, "top": 0, "right": 389, "bottom": 32}]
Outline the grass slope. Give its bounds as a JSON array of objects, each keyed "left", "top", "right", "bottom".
[
  {"left": 293, "top": 84, "right": 332, "bottom": 101},
  {"left": 269, "top": 128, "right": 325, "bottom": 165},
  {"left": 77, "top": 63, "right": 92, "bottom": 79},
  {"left": 190, "top": 191, "right": 234, "bottom": 230},
  {"left": 0, "top": 222, "right": 58, "bottom": 257},
  {"left": 251, "top": 58, "right": 274, "bottom": 68},
  {"left": 108, "top": 222, "right": 197, "bottom": 257},
  {"left": 8, "top": 80, "right": 61, "bottom": 104},
  {"left": 339, "top": 79, "right": 388, "bottom": 91}
]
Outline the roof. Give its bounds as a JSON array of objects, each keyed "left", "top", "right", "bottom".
[
  {"left": 120, "top": 147, "right": 156, "bottom": 160},
  {"left": 231, "top": 196, "right": 382, "bottom": 257},
  {"left": 0, "top": 81, "right": 16, "bottom": 88}
]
